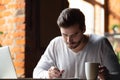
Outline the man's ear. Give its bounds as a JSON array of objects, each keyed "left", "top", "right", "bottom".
[{"left": 82, "top": 27, "right": 86, "bottom": 33}]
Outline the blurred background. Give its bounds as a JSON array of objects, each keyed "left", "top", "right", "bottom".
[{"left": 0, "top": 0, "right": 120, "bottom": 78}]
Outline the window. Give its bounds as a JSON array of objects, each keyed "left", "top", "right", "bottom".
[{"left": 68, "top": 0, "right": 105, "bottom": 35}]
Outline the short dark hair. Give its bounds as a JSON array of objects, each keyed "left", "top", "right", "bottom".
[{"left": 57, "top": 8, "right": 85, "bottom": 30}]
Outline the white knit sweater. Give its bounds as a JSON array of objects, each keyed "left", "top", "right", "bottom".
[{"left": 33, "top": 34, "right": 120, "bottom": 79}]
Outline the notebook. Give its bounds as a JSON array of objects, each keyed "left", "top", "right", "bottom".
[{"left": 0, "top": 46, "right": 17, "bottom": 79}]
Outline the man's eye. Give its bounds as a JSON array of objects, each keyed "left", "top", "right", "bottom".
[
  {"left": 71, "top": 33, "right": 78, "bottom": 37},
  {"left": 62, "top": 34, "right": 67, "bottom": 37}
]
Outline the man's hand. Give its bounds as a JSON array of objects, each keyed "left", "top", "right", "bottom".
[
  {"left": 48, "top": 66, "right": 64, "bottom": 79},
  {"left": 98, "top": 65, "right": 109, "bottom": 80}
]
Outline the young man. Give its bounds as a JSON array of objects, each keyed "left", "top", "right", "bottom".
[{"left": 33, "top": 8, "right": 120, "bottom": 80}]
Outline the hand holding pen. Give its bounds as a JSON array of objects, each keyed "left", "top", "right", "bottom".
[{"left": 48, "top": 66, "right": 64, "bottom": 79}]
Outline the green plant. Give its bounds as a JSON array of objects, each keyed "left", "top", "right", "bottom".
[
  {"left": 116, "top": 52, "right": 120, "bottom": 64},
  {"left": 0, "top": 31, "right": 3, "bottom": 34},
  {"left": 112, "top": 24, "right": 120, "bottom": 33},
  {"left": 109, "top": 38, "right": 120, "bottom": 64},
  {"left": 0, "top": 31, "right": 3, "bottom": 47}
]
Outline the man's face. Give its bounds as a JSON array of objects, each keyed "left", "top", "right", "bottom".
[{"left": 60, "top": 24, "right": 84, "bottom": 49}]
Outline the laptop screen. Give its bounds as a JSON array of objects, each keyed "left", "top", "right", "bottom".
[{"left": 0, "top": 46, "right": 17, "bottom": 79}]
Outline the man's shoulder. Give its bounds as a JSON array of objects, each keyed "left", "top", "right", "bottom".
[
  {"left": 52, "top": 36, "right": 62, "bottom": 41},
  {"left": 48, "top": 36, "right": 64, "bottom": 48},
  {"left": 89, "top": 34, "right": 107, "bottom": 42},
  {"left": 50, "top": 36, "right": 63, "bottom": 43}
]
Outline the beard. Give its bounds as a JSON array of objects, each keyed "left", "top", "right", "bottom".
[{"left": 66, "top": 36, "right": 84, "bottom": 49}]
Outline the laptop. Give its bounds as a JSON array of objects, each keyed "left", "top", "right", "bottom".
[{"left": 0, "top": 46, "right": 17, "bottom": 79}]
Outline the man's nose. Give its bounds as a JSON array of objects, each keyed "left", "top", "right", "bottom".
[{"left": 67, "top": 36, "right": 72, "bottom": 43}]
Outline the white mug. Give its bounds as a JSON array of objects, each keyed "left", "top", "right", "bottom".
[{"left": 85, "top": 62, "right": 99, "bottom": 80}]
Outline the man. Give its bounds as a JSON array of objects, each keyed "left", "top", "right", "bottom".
[{"left": 33, "top": 8, "right": 120, "bottom": 80}]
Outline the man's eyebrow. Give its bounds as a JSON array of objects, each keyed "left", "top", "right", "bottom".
[
  {"left": 73, "top": 32, "right": 79, "bottom": 35},
  {"left": 71, "top": 32, "right": 80, "bottom": 36},
  {"left": 62, "top": 32, "right": 79, "bottom": 36},
  {"left": 62, "top": 33, "right": 67, "bottom": 36}
]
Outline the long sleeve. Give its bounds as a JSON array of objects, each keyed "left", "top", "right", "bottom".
[
  {"left": 33, "top": 38, "right": 56, "bottom": 78},
  {"left": 33, "top": 69, "right": 49, "bottom": 78},
  {"left": 101, "top": 37, "right": 120, "bottom": 79},
  {"left": 33, "top": 54, "right": 53, "bottom": 78}
]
